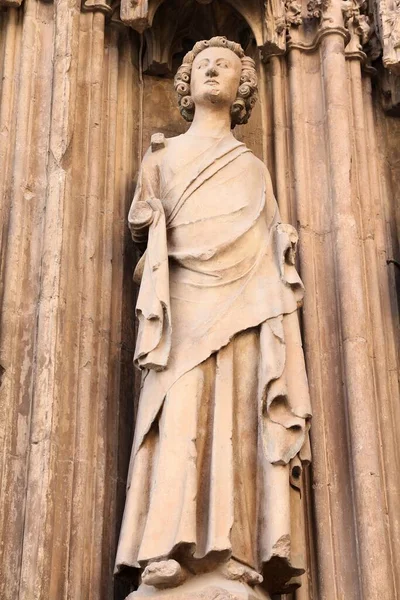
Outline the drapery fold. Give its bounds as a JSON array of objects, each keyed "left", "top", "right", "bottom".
[
  {"left": 128, "top": 135, "right": 310, "bottom": 465},
  {"left": 117, "top": 133, "right": 312, "bottom": 594}
]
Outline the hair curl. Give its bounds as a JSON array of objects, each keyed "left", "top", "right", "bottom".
[{"left": 174, "top": 36, "right": 258, "bottom": 128}]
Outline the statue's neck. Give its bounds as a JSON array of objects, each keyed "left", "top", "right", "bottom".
[{"left": 187, "top": 104, "right": 232, "bottom": 139}]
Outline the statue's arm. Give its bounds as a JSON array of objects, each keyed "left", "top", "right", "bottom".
[
  {"left": 128, "top": 148, "right": 159, "bottom": 251},
  {"left": 130, "top": 200, "right": 154, "bottom": 248}
]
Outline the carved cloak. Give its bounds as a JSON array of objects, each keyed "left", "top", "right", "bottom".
[{"left": 115, "top": 134, "right": 312, "bottom": 594}]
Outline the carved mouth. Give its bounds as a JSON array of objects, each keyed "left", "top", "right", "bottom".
[{"left": 205, "top": 79, "right": 219, "bottom": 85}]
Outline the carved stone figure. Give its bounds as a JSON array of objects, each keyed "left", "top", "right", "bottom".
[{"left": 115, "top": 37, "right": 312, "bottom": 600}]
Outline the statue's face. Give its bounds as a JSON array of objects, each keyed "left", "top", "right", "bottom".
[{"left": 190, "top": 46, "right": 242, "bottom": 109}]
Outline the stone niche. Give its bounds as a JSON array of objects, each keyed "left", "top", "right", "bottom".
[
  {"left": 137, "top": 0, "right": 269, "bottom": 161},
  {"left": 114, "top": 2, "right": 275, "bottom": 598}
]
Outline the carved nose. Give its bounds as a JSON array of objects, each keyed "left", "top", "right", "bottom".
[{"left": 205, "top": 66, "right": 218, "bottom": 77}]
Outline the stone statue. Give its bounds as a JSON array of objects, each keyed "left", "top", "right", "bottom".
[{"left": 115, "top": 37, "right": 312, "bottom": 600}]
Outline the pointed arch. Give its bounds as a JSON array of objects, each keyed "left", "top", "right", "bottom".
[{"left": 120, "top": 0, "right": 264, "bottom": 47}]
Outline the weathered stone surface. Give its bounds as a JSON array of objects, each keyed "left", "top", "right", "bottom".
[
  {"left": 115, "top": 37, "right": 311, "bottom": 599},
  {"left": 0, "top": 1, "right": 399, "bottom": 600},
  {"left": 142, "top": 560, "right": 189, "bottom": 589},
  {"left": 374, "top": 0, "right": 400, "bottom": 73},
  {"left": 127, "top": 571, "right": 271, "bottom": 599}
]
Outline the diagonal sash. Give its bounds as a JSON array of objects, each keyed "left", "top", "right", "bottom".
[{"left": 161, "top": 134, "right": 250, "bottom": 227}]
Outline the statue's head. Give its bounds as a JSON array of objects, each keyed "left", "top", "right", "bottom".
[{"left": 174, "top": 37, "right": 258, "bottom": 128}]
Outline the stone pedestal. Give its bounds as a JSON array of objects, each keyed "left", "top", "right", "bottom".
[{"left": 127, "top": 572, "right": 271, "bottom": 600}]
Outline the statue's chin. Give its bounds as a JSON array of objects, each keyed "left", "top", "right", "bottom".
[
  {"left": 205, "top": 90, "right": 227, "bottom": 106},
  {"left": 193, "top": 89, "right": 233, "bottom": 108},
  {"left": 206, "top": 89, "right": 219, "bottom": 99}
]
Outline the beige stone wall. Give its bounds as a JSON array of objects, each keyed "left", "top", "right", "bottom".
[
  {"left": 0, "top": 1, "right": 399, "bottom": 599},
  {"left": 0, "top": 6, "right": 139, "bottom": 598}
]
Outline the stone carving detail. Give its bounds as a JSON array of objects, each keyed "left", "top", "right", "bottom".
[
  {"left": 374, "top": 0, "right": 400, "bottom": 72},
  {"left": 263, "top": 0, "right": 287, "bottom": 55},
  {"left": 263, "top": 0, "right": 303, "bottom": 59},
  {"left": 285, "top": 0, "right": 303, "bottom": 27},
  {"left": 342, "top": 0, "right": 371, "bottom": 46},
  {"left": 270, "top": 0, "right": 303, "bottom": 38},
  {"left": 307, "top": 0, "right": 329, "bottom": 19},
  {"left": 174, "top": 38, "right": 258, "bottom": 125},
  {"left": 115, "top": 36, "right": 311, "bottom": 600}
]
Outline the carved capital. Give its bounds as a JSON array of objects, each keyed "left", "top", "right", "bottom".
[
  {"left": 341, "top": 0, "right": 372, "bottom": 60},
  {"left": 307, "top": 0, "right": 329, "bottom": 19},
  {"left": 342, "top": 0, "right": 370, "bottom": 38},
  {"left": 262, "top": 0, "right": 305, "bottom": 59},
  {"left": 120, "top": 0, "right": 154, "bottom": 32},
  {"left": 262, "top": 0, "right": 287, "bottom": 57},
  {"left": 285, "top": 0, "right": 303, "bottom": 27}
]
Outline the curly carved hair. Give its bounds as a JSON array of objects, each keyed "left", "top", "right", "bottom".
[{"left": 174, "top": 36, "right": 258, "bottom": 128}]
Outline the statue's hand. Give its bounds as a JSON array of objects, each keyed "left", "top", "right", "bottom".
[{"left": 131, "top": 200, "right": 154, "bottom": 229}]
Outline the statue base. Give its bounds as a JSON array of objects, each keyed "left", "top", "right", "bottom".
[{"left": 126, "top": 572, "right": 271, "bottom": 600}]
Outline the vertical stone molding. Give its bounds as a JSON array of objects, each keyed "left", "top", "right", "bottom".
[
  {"left": 0, "top": 2, "right": 138, "bottom": 599},
  {"left": 278, "top": 0, "right": 400, "bottom": 597},
  {"left": 321, "top": 32, "right": 393, "bottom": 599},
  {"left": 287, "top": 40, "right": 362, "bottom": 600},
  {"left": 0, "top": 0, "right": 56, "bottom": 596}
]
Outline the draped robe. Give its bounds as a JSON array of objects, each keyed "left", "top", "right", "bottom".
[{"left": 115, "top": 134, "right": 312, "bottom": 595}]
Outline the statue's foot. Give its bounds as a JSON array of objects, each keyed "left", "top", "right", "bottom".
[
  {"left": 220, "top": 559, "right": 263, "bottom": 586},
  {"left": 142, "top": 559, "right": 188, "bottom": 589}
]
